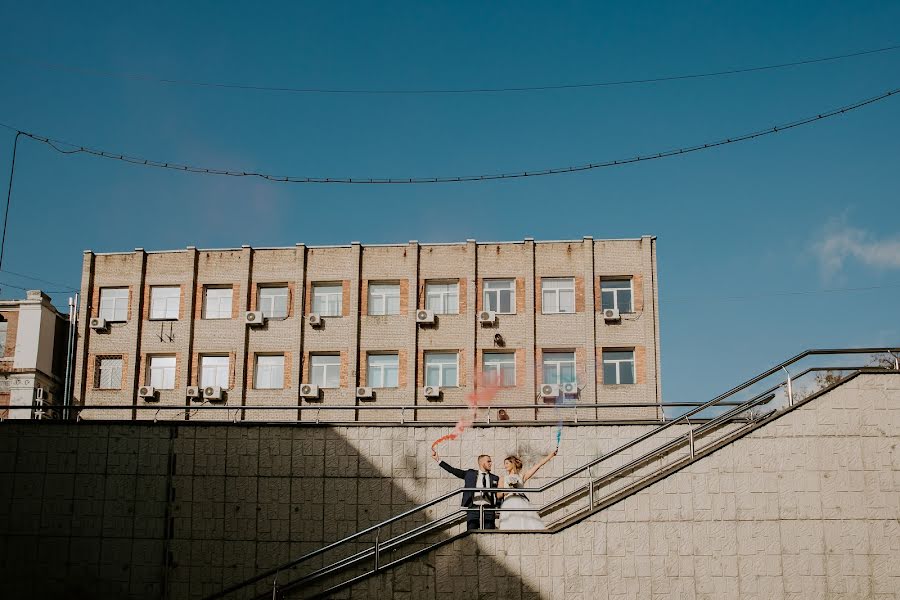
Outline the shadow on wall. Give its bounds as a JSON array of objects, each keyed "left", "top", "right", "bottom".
[{"left": 0, "top": 422, "right": 540, "bottom": 599}]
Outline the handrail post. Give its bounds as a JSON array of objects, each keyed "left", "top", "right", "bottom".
[
  {"left": 315, "top": 408, "right": 321, "bottom": 424},
  {"left": 892, "top": 351, "right": 899, "bottom": 370},
  {"left": 684, "top": 416, "right": 694, "bottom": 459},
  {"left": 271, "top": 570, "right": 279, "bottom": 600},
  {"left": 373, "top": 527, "right": 380, "bottom": 572},
  {"left": 587, "top": 465, "right": 595, "bottom": 511},
  {"left": 400, "top": 407, "right": 405, "bottom": 424},
  {"left": 479, "top": 504, "right": 485, "bottom": 530},
  {"left": 781, "top": 366, "right": 793, "bottom": 406}
]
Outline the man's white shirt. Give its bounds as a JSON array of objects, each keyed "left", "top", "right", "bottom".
[{"left": 473, "top": 470, "right": 491, "bottom": 505}]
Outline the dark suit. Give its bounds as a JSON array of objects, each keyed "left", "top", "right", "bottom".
[{"left": 438, "top": 461, "right": 499, "bottom": 530}]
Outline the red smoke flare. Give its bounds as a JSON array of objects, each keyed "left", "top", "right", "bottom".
[{"left": 431, "top": 377, "right": 499, "bottom": 450}]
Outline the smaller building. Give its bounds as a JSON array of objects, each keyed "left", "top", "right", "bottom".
[{"left": 0, "top": 290, "right": 69, "bottom": 419}]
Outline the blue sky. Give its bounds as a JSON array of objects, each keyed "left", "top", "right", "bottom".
[{"left": 0, "top": 1, "right": 898, "bottom": 404}]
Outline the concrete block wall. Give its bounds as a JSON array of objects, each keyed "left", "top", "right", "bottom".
[{"left": 73, "top": 237, "right": 661, "bottom": 423}]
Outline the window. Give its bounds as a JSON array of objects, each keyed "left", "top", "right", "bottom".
[
  {"left": 601, "top": 279, "right": 633, "bottom": 313},
  {"left": 368, "top": 283, "right": 400, "bottom": 316},
  {"left": 149, "top": 356, "right": 176, "bottom": 390},
  {"left": 200, "top": 355, "right": 230, "bottom": 389},
  {"left": 425, "top": 282, "right": 458, "bottom": 315},
  {"left": 542, "top": 352, "right": 576, "bottom": 385},
  {"left": 150, "top": 286, "right": 180, "bottom": 320},
  {"left": 367, "top": 354, "right": 399, "bottom": 388},
  {"left": 0, "top": 321, "right": 6, "bottom": 357},
  {"left": 603, "top": 350, "right": 635, "bottom": 385},
  {"left": 482, "top": 353, "right": 515, "bottom": 387},
  {"left": 258, "top": 286, "right": 289, "bottom": 319},
  {"left": 255, "top": 355, "right": 285, "bottom": 389},
  {"left": 97, "top": 357, "right": 123, "bottom": 389},
  {"left": 312, "top": 284, "right": 342, "bottom": 317},
  {"left": 483, "top": 279, "right": 515, "bottom": 314},
  {"left": 424, "top": 352, "right": 458, "bottom": 387},
  {"left": 99, "top": 288, "right": 129, "bottom": 322},
  {"left": 310, "top": 354, "right": 341, "bottom": 388},
  {"left": 541, "top": 278, "right": 575, "bottom": 314},
  {"left": 203, "top": 287, "right": 233, "bottom": 319}
]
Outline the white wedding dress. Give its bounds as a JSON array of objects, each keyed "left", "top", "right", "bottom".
[{"left": 498, "top": 474, "right": 545, "bottom": 530}]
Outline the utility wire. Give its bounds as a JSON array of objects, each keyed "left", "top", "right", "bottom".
[
  {"left": 0, "top": 268, "right": 78, "bottom": 291},
  {"left": 2, "top": 43, "right": 899, "bottom": 95},
  {"left": 0, "top": 279, "right": 73, "bottom": 294},
  {"left": 2, "top": 86, "right": 898, "bottom": 185}
]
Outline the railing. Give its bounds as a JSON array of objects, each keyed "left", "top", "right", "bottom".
[{"left": 201, "top": 348, "right": 898, "bottom": 599}]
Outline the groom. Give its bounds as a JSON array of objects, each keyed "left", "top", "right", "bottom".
[{"left": 432, "top": 448, "right": 499, "bottom": 530}]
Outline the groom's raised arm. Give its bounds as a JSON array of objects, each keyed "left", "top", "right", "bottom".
[{"left": 432, "top": 449, "right": 467, "bottom": 479}]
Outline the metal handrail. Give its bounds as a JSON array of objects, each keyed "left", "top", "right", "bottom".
[{"left": 205, "top": 348, "right": 898, "bottom": 599}]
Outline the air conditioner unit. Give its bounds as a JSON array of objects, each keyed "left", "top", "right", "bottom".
[
  {"left": 561, "top": 382, "right": 579, "bottom": 395},
  {"left": 299, "top": 383, "right": 320, "bottom": 399},
  {"left": 356, "top": 386, "right": 374, "bottom": 400},
  {"left": 415, "top": 309, "right": 435, "bottom": 325},
  {"left": 244, "top": 311, "right": 265, "bottom": 326},
  {"left": 89, "top": 317, "right": 107, "bottom": 331},
  {"left": 478, "top": 310, "right": 497, "bottom": 325},
  {"left": 540, "top": 383, "right": 560, "bottom": 398},
  {"left": 185, "top": 386, "right": 201, "bottom": 400},
  {"left": 203, "top": 386, "right": 224, "bottom": 401},
  {"left": 308, "top": 313, "right": 323, "bottom": 327},
  {"left": 423, "top": 385, "right": 441, "bottom": 399},
  {"left": 138, "top": 385, "right": 156, "bottom": 399},
  {"left": 603, "top": 308, "right": 621, "bottom": 322}
]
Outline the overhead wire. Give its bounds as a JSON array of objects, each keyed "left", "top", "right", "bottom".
[
  {"left": 1, "top": 86, "right": 898, "bottom": 185},
  {"left": 0, "top": 268, "right": 78, "bottom": 291},
  {"left": 1, "top": 43, "right": 899, "bottom": 95}
]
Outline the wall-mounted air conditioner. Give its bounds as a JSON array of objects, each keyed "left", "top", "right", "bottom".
[
  {"left": 89, "top": 317, "right": 108, "bottom": 331},
  {"left": 423, "top": 385, "right": 441, "bottom": 399},
  {"left": 186, "top": 386, "right": 201, "bottom": 400},
  {"left": 540, "top": 383, "right": 559, "bottom": 399},
  {"left": 561, "top": 382, "right": 578, "bottom": 396},
  {"left": 603, "top": 308, "right": 621, "bottom": 322},
  {"left": 299, "top": 383, "right": 320, "bottom": 399},
  {"left": 244, "top": 311, "right": 265, "bottom": 326},
  {"left": 478, "top": 310, "right": 497, "bottom": 325},
  {"left": 356, "top": 386, "right": 374, "bottom": 400},
  {"left": 203, "top": 386, "right": 224, "bottom": 401},
  {"left": 138, "top": 385, "right": 157, "bottom": 400},
  {"left": 415, "top": 309, "right": 435, "bottom": 325},
  {"left": 308, "top": 313, "right": 323, "bottom": 327}
]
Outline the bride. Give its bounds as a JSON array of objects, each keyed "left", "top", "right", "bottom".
[{"left": 498, "top": 449, "right": 557, "bottom": 530}]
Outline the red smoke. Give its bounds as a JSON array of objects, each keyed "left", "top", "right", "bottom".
[{"left": 431, "top": 377, "right": 499, "bottom": 450}]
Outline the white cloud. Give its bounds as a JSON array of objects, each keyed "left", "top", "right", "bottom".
[{"left": 813, "top": 223, "right": 900, "bottom": 277}]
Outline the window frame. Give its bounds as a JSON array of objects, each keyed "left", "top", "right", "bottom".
[
  {"left": 425, "top": 281, "right": 459, "bottom": 315},
  {"left": 258, "top": 285, "right": 290, "bottom": 319},
  {"left": 149, "top": 286, "right": 181, "bottom": 321},
  {"left": 98, "top": 287, "right": 130, "bottom": 322},
  {"left": 310, "top": 354, "right": 342, "bottom": 388},
  {"left": 254, "top": 354, "right": 285, "bottom": 390},
  {"left": 148, "top": 355, "right": 177, "bottom": 390},
  {"left": 203, "top": 286, "right": 233, "bottom": 320},
  {"left": 601, "top": 279, "right": 634, "bottom": 313},
  {"left": 366, "top": 353, "right": 399, "bottom": 388},
  {"left": 602, "top": 350, "right": 636, "bottom": 385},
  {"left": 96, "top": 356, "right": 124, "bottom": 390},
  {"left": 424, "top": 351, "right": 459, "bottom": 388},
  {"left": 541, "top": 278, "right": 576, "bottom": 315},
  {"left": 0, "top": 320, "right": 7, "bottom": 358},
  {"left": 367, "top": 282, "right": 401, "bottom": 316},
  {"left": 541, "top": 351, "right": 577, "bottom": 385},
  {"left": 200, "top": 355, "right": 230, "bottom": 390},
  {"left": 482, "top": 352, "right": 516, "bottom": 387},
  {"left": 312, "top": 283, "right": 343, "bottom": 317},
  {"left": 483, "top": 279, "right": 516, "bottom": 314}
]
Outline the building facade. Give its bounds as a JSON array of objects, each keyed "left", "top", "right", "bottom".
[
  {"left": 0, "top": 290, "right": 69, "bottom": 419},
  {"left": 72, "top": 237, "right": 661, "bottom": 422}
]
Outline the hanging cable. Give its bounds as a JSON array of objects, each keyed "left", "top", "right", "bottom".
[
  {"left": 1, "top": 86, "right": 897, "bottom": 185},
  {"left": 2, "top": 43, "right": 899, "bottom": 95},
  {"left": 0, "top": 268, "right": 78, "bottom": 291},
  {"left": 1, "top": 132, "right": 21, "bottom": 274}
]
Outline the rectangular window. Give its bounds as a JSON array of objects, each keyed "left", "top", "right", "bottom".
[
  {"left": 541, "top": 278, "right": 575, "bottom": 314},
  {"left": 483, "top": 279, "right": 515, "bottom": 314},
  {"left": 603, "top": 350, "right": 635, "bottom": 385},
  {"left": 482, "top": 352, "right": 515, "bottom": 387},
  {"left": 312, "top": 284, "right": 342, "bottom": 317},
  {"left": 149, "top": 356, "right": 176, "bottom": 390},
  {"left": 203, "top": 287, "right": 233, "bottom": 319},
  {"left": 0, "top": 321, "right": 6, "bottom": 357},
  {"left": 368, "top": 283, "right": 400, "bottom": 316},
  {"left": 424, "top": 352, "right": 458, "bottom": 387},
  {"left": 425, "top": 282, "right": 459, "bottom": 315},
  {"left": 310, "top": 354, "right": 341, "bottom": 388},
  {"left": 97, "top": 357, "right": 123, "bottom": 389},
  {"left": 255, "top": 354, "right": 285, "bottom": 389},
  {"left": 601, "top": 279, "right": 633, "bottom": 313},
  {"left": 258, "top": 286, "right": 289, "bottom": 319},
  {"left": 367, "top": 354, "right": 399, "bottom": 388},
  {"left": 200, "top": 355, "right": 230, "bottom": 389},
  {"left": 99, "top": 288, "right": 129, "bottom": 322},
  {"left": 542, "top": 352, "right": 576, "bottom": 385},
  {"left": 150, "top": 286, "right": 180, "bottom": 320}
]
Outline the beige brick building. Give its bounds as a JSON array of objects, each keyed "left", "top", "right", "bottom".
[{"left": 72, "top": 236, "right": 661, "bottom": 422}]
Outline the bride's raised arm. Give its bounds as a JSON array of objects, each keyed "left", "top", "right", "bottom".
[{"left": 522, "top": 449, "right": 558, "bottom": 483}]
